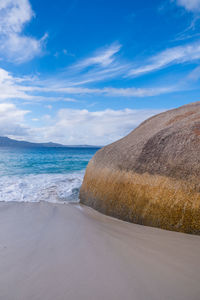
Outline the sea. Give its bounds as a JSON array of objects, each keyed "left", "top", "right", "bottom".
[{"left": 0, "top": 147, "right": 100, "bottom": 203}]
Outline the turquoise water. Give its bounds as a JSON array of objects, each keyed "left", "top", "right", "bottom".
[{"left": 0, "top": 147, "right": 99, "bottom": 203}]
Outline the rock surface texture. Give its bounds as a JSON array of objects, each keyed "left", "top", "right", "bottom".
[{"left": 80, "top": 102, "right": 200, "bottom": 234}]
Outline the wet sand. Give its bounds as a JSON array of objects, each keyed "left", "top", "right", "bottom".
[{"left": 0, "top": 202, "right": 200, "bottom": 300}]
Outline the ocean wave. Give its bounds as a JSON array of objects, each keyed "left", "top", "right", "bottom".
[{"left": 0, "top": 172, "right": 84, "bottom": 203}]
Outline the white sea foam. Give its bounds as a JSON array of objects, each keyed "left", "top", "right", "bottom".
[{"left": 0, "top": 172, "right": 84, "bottom": 203}]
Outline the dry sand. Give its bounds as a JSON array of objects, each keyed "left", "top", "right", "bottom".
[{"left": 0, "top": 202, "right": 200, "bottom": 300}]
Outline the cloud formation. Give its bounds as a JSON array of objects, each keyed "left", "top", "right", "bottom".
[
  {"left": 63, "top": 42, "right": 129, "bottom": 86},
  {"left": 0, "top": 103, "right": 29, "bottom": 137},
  {"left": 0, "top": 68, "right": 31, "bottom": 100},
  {"left": 29, "top": 85, "right": 176, "bottom": 97},
  {"left": 73, "top": 43, "right": 122, "bottom": 69},
  {"left": 0, "top": 40, "right": 197, "bottom": 145},
  {"left": 0, "top": 101, "right": 164, "bottom": 145},
  {"left": 175, "top": 0, "right": 200, "bottom": 12},
  {"left": 32, "top": 108, "right": 164, "bottom": 145},
  {"left": 0, "top": 62, "right": 176, "bottom": 104},
  {"left": 0, "top": 0, "right": 46, "bottom": 63},
  {"left": 0, "top": 40, "right": 192, "bottom": 104},
  {"left": 128, "top": 40, "right": 200, "bottom": 77}
]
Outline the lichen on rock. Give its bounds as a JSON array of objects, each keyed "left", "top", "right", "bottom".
[{"left": 80, "top": 102, "right": 200, "bottom": 234}]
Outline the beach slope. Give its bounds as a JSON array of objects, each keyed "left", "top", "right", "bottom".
[{"left": 0, "top": 202, "right": 200, "bottom": 300}]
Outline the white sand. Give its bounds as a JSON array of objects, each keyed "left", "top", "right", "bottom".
[{"left": 0, "top": 202, "right": 199, "bottom": 300}]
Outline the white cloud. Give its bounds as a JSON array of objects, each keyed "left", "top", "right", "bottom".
[
  {"left": 175, "top": 0, "right": 200, "bottom": 12},
  {"left": 187, "top": 65, "right": 200, "bottom": 81},
  {"left": 0, "top": 102, "right": 29, "bottom": 137},
  {"left": 128, "top": 40, "right": 200, "bottom": 77},
  {"left": 0, "top": 99, "right": 165, "bottom": 145},
  {"left": 0, "top": 67, "right": 31, "bottom": 100},
  {"left": 0, "top": 68, "right": 81, "bottom": 102},
  {"left": 29, "top": 85, "right": 176, "bottom": 97},
  {"left": 102, "top": 86, "right": 176, "bottom": 97},
  {"left": 0, "top": 0, "right": 46, "bottom": 63},
  {"left": 0, "top": 0, "right": 33, "bottom": 33},
  {"left": 61, "top": 42, "right": 129, "bottom": 86},
  {"left": 0, "top": 64, "right": 176, "bottom": 102},
  {"left": 0, "top": 42, "right": 177, "bottom": 100},
  {"left": 0, "top": 37, "right": 192, "bottom": 128},
  {"left": 33, "top": 108, "right": 164, "bottom": 145},
  {"left": 73, "top": 43, "right": 122, "bottom": 69}
]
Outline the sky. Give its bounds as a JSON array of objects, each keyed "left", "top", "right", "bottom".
[{"left": 0, "top": 0, "right": 200, "bottom": 145}]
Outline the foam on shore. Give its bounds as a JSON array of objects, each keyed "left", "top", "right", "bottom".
[{"left": 0, "top": 172, "right": 84, "bottom": 203}]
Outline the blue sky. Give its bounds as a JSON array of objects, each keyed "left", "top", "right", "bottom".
[{"left": 0, "top": 0, "right": 200, "bottom": 145}]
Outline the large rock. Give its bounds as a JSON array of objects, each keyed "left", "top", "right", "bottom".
[{"left": 80, "top": 102, "right": 200, "bottom": 234}]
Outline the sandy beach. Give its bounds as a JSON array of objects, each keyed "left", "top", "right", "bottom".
[{"left": 0, "top": 202, "right": 200, "bottom": 300}]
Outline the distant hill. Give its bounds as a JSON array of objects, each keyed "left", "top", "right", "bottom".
[{"left": 0, "top": 137, "right": 100, "bottom": 148}]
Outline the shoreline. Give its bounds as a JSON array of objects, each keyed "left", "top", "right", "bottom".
[{"left": 0, "top": 201, "right": 200, "bottom": 300}]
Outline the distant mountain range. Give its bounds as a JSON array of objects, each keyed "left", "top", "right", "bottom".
[{"left": 0, "top": 137, "right": 100, "bottom": 148}]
